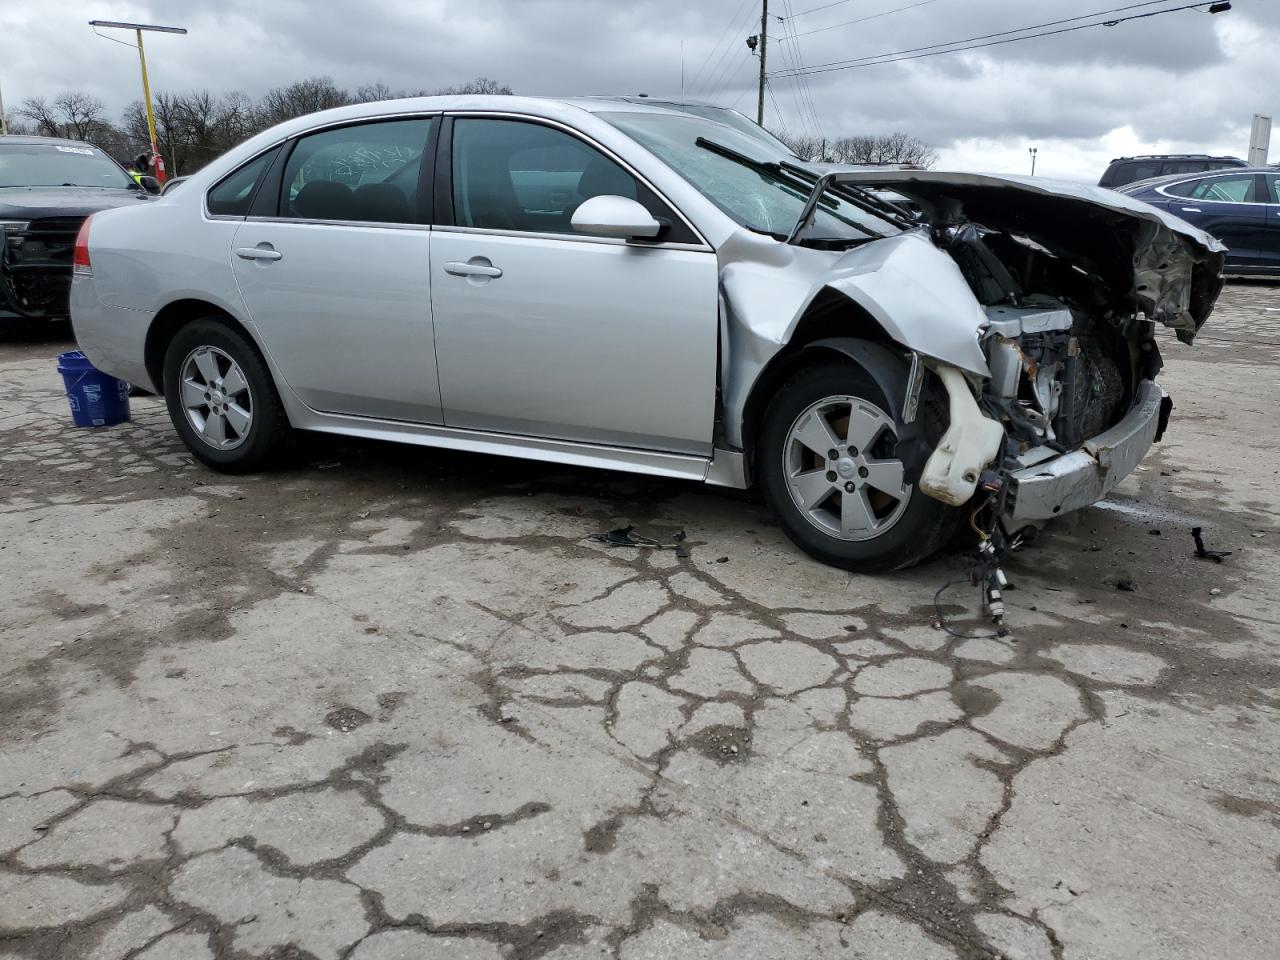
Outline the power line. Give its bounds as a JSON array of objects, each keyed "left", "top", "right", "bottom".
[
  {"left": 772, "top": 0, "right": 1222, "bottom": 78},
  {"left": 770, "top": 0, "right": 813, "bottom": 136},
  {"left": 785, "top": 0, "right": 859, "bottom": 18},
  {"left": 699, "top": 1, "right": 763, "bottom": 100},
  {"left": 792, "top": 0, "right": 941, "bottom": 39},
  {"left": 780, "top": 1, "right": 825, "bottom": 137},
  {"left": 687, "top": 0, "right": 756, "bottom": 95},
  {"left": 775, "top": 0, "right": 1197, "bottom": 75}
]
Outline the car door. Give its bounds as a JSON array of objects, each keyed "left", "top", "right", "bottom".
[
  {"left": 229, "top": 116, "right": 443, "bottom": 423},
  {"left": 429, "top": 115, "right": 719, "bottom": 455},
  {"left": 1262, "top": 173, "right": 1280, "bottom": 272},
  {"left": 1160, "top": 172, "right": 1267, "bottom": 268}
]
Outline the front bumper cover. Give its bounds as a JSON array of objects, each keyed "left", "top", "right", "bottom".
[{"left": 1003, "top": 380, "right": 1166, "bottom": 523}]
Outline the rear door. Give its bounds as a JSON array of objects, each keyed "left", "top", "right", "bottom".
[
  {"left": 229, "top": 116, "right": 443, "bottom": 423},
  {"left": 1262, "top": 173, "right": 1280, "bottom": 272},
  {"left": 1159, "top": 172, "right": 1267, "bottom": 269},
  {"left": 428, "top": 115, "right": 719, "bottom": 455}
]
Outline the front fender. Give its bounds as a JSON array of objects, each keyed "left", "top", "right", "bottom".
[
  {"left": 811, "top": 232, "right": 991, "bottom": 378},
  {"left": 721, "top": 230, "right": 991, "bottom": 451}
]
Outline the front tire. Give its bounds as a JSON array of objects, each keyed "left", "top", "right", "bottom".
[
  {"left": 162, "top": 318, "right": 293, "bottom": 473},
  {"left": 758, "top": 358, "right": 959, "bottom": 572}
]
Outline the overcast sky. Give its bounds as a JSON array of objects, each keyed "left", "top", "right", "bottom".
[{"left": 1, "top": 0, "right": 1275, "bottom": 181}]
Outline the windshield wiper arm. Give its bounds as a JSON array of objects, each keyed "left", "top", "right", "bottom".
[
  {"left": 779, "top": 161, "right": 914, "bottom": 230},
  {"left": 695, "top": 138, "right": 906, "bottom": 243}
]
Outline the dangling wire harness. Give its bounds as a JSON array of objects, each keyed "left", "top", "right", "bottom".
[{"left": 932, "top": 472, "right": 1018, "bottom": 639}]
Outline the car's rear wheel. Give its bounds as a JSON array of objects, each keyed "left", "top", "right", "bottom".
[
  {"left": 162, "top": 318, "right": 292, "bottom": 473},
  {"left": 758, "top": 358, "right": 959, "bottom": 572}
]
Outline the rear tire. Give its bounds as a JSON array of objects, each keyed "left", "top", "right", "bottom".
[
  {"left": 162, "top": 318, "right": 293, "bottom": 473},
  {"left": 758, "top": 358, "right": 960, "bottom": 572}
]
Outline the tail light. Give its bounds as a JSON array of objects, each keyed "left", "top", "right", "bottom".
[{"left": 73, "top": 216, "right": 93, "bottom": 278}]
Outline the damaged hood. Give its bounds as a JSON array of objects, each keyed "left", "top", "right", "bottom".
[{"left": 819, "top": 169, "right": 1226, "bottom": 343}]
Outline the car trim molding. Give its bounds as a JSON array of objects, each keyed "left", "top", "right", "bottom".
[
  {"left": 430, "top": 223, "right": 710, "bottom": 250},
  {"left": 286, "top": 405, "right": 722, "bottom": 485}
]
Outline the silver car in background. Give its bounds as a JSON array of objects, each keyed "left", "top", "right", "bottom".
[{"left": 71, "top": 96, "right": 1225, "bottom": 571}]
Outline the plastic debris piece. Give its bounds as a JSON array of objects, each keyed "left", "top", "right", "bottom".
[
  {"left": 588, "top": 525, "right": 691, "bottom": 557},
  {"left": 1191, "top": 526, "right": 1232, "bottom": 563}
]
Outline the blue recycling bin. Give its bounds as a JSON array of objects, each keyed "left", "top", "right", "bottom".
[{"left": 56, "top": 351, "right": 130, "bottom": 427}]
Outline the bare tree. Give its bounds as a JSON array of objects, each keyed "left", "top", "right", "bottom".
[
  {"left": 2, "top": 114, "right": 35, "bottom": 135},
  {"left": 18, "top": 92, "right": 113, "bottom": 144},
  {"left": 17, "top": 97, "right": 63, "bottom": 137},
  {"left": 14, "top": 74, "right": 514, "bottom": 175},
  {"left": 828, "top": 132, "right": 937, "bottom": 168},
  {"left": 53, "top": 92, "right": 109, "bottom": 141},
  {"left": 258, "top": 76, "right": 351, "bottom": 127},
  {"left": 434, "top": 77, "right": 512, "bottom": 96},
  {"left": 770, "top": 129, "right": 826, "bottom": 161}
]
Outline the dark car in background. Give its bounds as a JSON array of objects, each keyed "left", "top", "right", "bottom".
[
  {"left": 1099, "top": 154, "right": 1247, "bottom": 189},
  {"left": 1118, "top": 167, "right": 1280, "bottom": 275},
  {"left": 1, "top": 135, "right": 154, "bottom": 325}
]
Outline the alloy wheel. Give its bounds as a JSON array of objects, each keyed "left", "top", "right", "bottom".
[
  {"left": 180, "top": 345, "right": 253, "bottom": 450},
  {"left": 782, "top": 394, "right": 911, "bottom": 541}
]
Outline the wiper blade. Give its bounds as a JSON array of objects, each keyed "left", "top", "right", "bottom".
[
  {"left": 694, "top": 137, "right": 816, "bottom": 193},
  {"left": 694, "top": 137, "right": 909, "bottom": 244},
  {"left": 779, "top": 161, "right": 914, "bottom": 229}
]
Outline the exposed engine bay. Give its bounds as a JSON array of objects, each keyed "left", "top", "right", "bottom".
[
  {"left": 826, "top": 172, "right": 1226, "bottom": 517},
  {"left": 944, "top": 221, "right": 1139, "bottom": 463}
]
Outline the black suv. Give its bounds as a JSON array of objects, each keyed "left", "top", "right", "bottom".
[
  {"left": 1, "top": 136, "right": 155, "bottom": 325},
  {"left": 1098, "top": 154, "right": 1247, "bottom": 189}
]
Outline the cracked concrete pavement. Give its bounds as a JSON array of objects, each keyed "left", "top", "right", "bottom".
[{"left": 2, "top": 282, "right": 1278, "bottom": 959}]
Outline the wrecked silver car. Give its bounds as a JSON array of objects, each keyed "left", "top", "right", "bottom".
[{"left": 69, "top": 97, "right": 1225, "bottom": 571}]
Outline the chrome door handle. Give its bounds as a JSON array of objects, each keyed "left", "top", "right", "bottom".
[
  {"left": 1180, "top": 207, "right": 1202, "bottom": 213},
  {"left": 235, "top": 246, "right": 282, "bottom": 261},
  {"left": 444, "top": 260, "right": 502, "bottom": 279}
]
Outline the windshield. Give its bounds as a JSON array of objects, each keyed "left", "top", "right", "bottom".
[
  {"left": 599, "top": 111, "right": 901, "bottom": 244},
  {"left": 630, "top": 102, "right": 797, "bottom": 156},
  {"left": 0, "top": 143, "right": 135, "bottom": 190}
]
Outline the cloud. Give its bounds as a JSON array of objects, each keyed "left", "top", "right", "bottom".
[{"left": 1, "top": 0, "right": 1274, "bottom": 181}]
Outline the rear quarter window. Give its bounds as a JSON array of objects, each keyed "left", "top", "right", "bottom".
[{"left": 206, "top": 149, "right": 279, "bottom": 217}]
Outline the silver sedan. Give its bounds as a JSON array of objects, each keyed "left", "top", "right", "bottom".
[{"left": 71, "top": 96, "right": 1225, "bottom": 571}]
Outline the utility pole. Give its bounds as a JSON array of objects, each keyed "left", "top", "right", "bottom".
[
  {"left": 757, "top": 0, "right": 768, "bottom": 127},
  {"left": 89, "top": 20, "right": 187, "bottom": 184},
  {"left": 1028, "top": 147, "right": 1038, "bottom": 176},
  {"left": 0, "top": 81, "right": 7, "bottom": 136}
]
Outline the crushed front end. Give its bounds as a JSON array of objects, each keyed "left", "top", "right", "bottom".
[
  {"left": 0, "top": 217, "right": 85, "bottom": 321},
  {"left": 822, "top": 171, "right": 1226, "bottom": 539}
]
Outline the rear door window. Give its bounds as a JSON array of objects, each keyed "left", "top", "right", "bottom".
[
  {"left": 1163, "top": 179, "right": 1199, "bottom": 198},
  {"left": 280, "top": 118, "right": 433, "bottom": 224},
  {"left": 1187, "top": 174, "right": 1258, "bottom": 203}
]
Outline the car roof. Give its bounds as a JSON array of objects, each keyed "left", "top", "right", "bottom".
[
  {"left": 1108, "top": 154, "right": 1245, "bottom": 163},
  {"left": 0, "top": 134, "right": 107, "bottom": 147}
]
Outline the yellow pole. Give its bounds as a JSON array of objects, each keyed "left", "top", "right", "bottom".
[{"left": 135, "top": 29, "right": 164, "bottom": 183}]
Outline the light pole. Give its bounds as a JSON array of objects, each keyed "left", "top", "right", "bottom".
[
  {"left": 89, "top": 19, "right": 187, "bottom": 183},
  {"left": 1028, "top": 147, "right": 1038, "bottom": 176}
]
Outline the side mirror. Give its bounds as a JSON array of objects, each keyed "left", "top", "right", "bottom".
[
  {"left": 138, "top": 175, "right": 161, "bottom": 195},
  {"left": 570, "top": 195, "right": 662, "bottom": 240}
]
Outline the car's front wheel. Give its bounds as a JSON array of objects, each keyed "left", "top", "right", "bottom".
[
  {"left": 162, "top": 318, "right": 292, "bottom": 473},
  {"left": 758, "top": 358, "right": 959, "bottom": 572}
]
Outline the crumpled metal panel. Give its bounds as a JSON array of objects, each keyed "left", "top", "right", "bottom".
[
  {"left": 718, "top": 230, "right": 992, "bottom": 449},
  {"left": 815, "top": 169, "right": 1226, "bottom": 341},
  {"left": 1003, "top": 380, "right": 1166, "bottom": 522}
]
